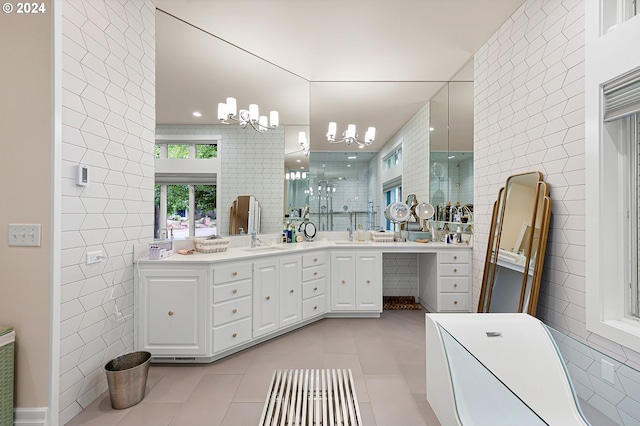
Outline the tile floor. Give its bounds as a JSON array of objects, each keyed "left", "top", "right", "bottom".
[{"left": 66, "top": 310, "right": 440, "bottom": 425}]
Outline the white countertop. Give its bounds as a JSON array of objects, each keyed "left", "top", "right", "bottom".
[{"left": 136, "top": 232, "right": 472, "bottom": 265}]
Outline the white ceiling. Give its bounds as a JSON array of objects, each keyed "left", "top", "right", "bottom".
[{"left": 155, "top": 0, "right": 525, "bottom": 168}]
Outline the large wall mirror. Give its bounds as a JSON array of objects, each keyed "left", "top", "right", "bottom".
[
  {"left": 478, "top": 172, "right": 552, "bottom": 315},
  {"left": 429, "top": 62, "right": 474, "bottom": 211}
]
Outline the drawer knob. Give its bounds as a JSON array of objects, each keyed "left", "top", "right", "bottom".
[
  {"left": 342, "top": 280, "right": 346, "bottom": 284},
  {"left": 454, "top": 256, "right": 458, "bottom": 260},
  {"left": 290, "top": 289, "right": 294, "bottom": 294},
  {"left": 232, "top": 271, "right": 237, "bottom": 276},
  {"left": 266, "top": 296, "right": 271, "bottom": 300},
  {"left": 314, "top": 258, "right": 318, "bottom": 262},
  {"left": 454, "top": 301, "right": 458, "bottom": 305},
  {"left": 232, "top": 309, "right": 237, "bottom": 314},
  {"left": 453, "top": 268, "right": 458, "bottom": 273},
  {"left": 314, "top": 306, "right": 318, "bottom": 310},
  {"left": 314, "top": 287, "right": 318, "bottom": 291},
  {"left": 232, "top": 289, "right": 238, "bottom": 294},
  {"left": 314, "top": 272, "right": 318, "bottom": 276},
  {"left": 367, "top": 280, "right": 371, "bottom": 284},
  {"left": 232, "top": 333, "right": 237, "bottom": 338},
  {"left": 168, "top": 310, "right": 173, "bottom": 316},
  {"left": 453, "top": 283, "right": 458, "bottom": 288}
]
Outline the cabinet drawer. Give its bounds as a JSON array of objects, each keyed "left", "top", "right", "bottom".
[
  {"left": 213, "top": 317, "right": 252, "bottom": 353},
  {"left": 439, "top": 264, "right": 470, "bottom": 276},
  {"left": 439, "top": 293, "right": 470, "bottom": 311},
  {"left": 302, "top": 280, "right": 326, "bottom": 299},
  {"left": 213, "top": 279, "right": 252, "bottom": 303},
  {"left": 440, "top": 276, "right": 470, "bottom": 293},
  {"left": 302, "top": 264, "right": 326, "bottom": 282},
  {"left": 213, "top": 263, "right": 252, "bottom": 285},
  {"left": 302, "top": 252, "right": 327, "bottom": 268},
  {"left": 302, "top": 295, "right": 326, "bottom": 320},
  {"left": 439, "top": 251, "right": 470, "bottom": 264},
  {"left": 213, "top": 296, "right": 251, "bottom": 327}
]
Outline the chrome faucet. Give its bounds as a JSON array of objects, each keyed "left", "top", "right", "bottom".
[
  {"left": 347, "top": 227, "right": 353, "bottom": 242},
  {"left": 251, "top": 230, "right": 258, "bottom": 248}
]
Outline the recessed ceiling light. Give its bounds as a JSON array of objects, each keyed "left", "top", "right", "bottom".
[
  {"left": 347, "top": 164, "right": 351, "bottom": 167},
  {"left": 347, "top": 155, "right": 357, "bottom": 159},
  {"left": 192, "top": 111, "right": 202, "bottom": 117},
  {"left": 296, "top": 159, "right": 301, "bottom": 162},
  {"left": 430, "top": 127, "right": 434, "bottom": 131}
]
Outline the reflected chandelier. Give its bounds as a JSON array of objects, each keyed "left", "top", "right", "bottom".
[
  {"left": 326, "top": 122, "right": 375, "bottom": 148},
  {"left": 298, "top": 131, "right": 310, "bottom": 157},
  {"left": 217, "top": 97, "right": 279, "bottom": 133}
]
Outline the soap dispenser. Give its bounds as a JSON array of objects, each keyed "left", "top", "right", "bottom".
[{"left": 356, "top": 224, "right": 365, "bottom": 242}]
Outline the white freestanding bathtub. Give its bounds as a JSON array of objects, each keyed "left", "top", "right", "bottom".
[{"left": 425, "top": 313, "right": 590, "bottom": 425}]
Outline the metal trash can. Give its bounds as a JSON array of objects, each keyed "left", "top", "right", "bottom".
[
  {"left": 0, "top": 326, "right": 15, "bottom": 426},
  {"left": 104, "top": 351, "right": 151, "bottom": 409}
]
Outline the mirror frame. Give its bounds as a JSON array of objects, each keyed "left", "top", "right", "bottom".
[{"left": 478, "top": 171, "right": 552, "bottom": 316}]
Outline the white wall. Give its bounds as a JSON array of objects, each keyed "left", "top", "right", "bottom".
[
  {"left": 474, "top": 0, "right": 640, "bottom": 423},
  {"left": 59, "top": 1, "right": 155, "bottom": 422}
]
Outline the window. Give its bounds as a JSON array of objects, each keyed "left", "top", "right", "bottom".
[
  {"left": 383, "top": 148, "right": 402, "bottom": 170},
  {"left": 154, "top": 136, "right": 220, "bottom": 239},
  {"left": 383, "top": 185, "right": 402, "bottom": 231}
]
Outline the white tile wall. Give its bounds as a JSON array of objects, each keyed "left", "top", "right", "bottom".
[
  {"left": 155, "top": 124, "right": 285, "bottom": 235},
  {"left": 60, "top": 1, "right": 155, "bottom": 423},
  {"left": 371, "top": 101, "right": 431, "bottom": 297},
  {"left": 474, "top": 0, "right": 640, "bottom": 423}
]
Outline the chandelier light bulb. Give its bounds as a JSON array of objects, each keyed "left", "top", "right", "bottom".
[
  {"left": 226, "top": 97, "right": 237, "bottom": 117},
  {"left": 327, "top": 122, "right": 337, "bottom": 140},
  {"left": 346, "top": 124, "right": 356, "bottom": 139},
  {"left": 258, "top": 116, "right": 268, "bottom": 131},
  {"left": 269, "top": 111, "right": 279, "bottom": 128},
  {"left": 249, "top": 104, "right": 259, "bottom": 123},
  {"left": 217, "top": 103, "right": 228, "bottom": 121}
]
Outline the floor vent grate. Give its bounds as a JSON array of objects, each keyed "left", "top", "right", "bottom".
[{"left": 259, "top": 369, "right": 362, "bottom": 426}]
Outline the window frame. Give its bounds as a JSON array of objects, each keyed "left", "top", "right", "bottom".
[{"left": 155, "top": 134, "right": 221, "bottom": 239}]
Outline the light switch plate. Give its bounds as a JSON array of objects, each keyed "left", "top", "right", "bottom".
[{"left": 8, "top": 224, "right": 41, "bottom": 247}]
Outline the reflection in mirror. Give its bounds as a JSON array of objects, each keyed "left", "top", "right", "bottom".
[
  {"left": 429, "top": 81, "right": 474, "bottom": 210},
  {"left": 478, "top": 172, "right": 552, "bottom": 315},
  {"left": 308, "top": 152, "right": 377, "bottom": 231},
  {"left": 229, "top": 195, "right": 260, "bottom": 235}
]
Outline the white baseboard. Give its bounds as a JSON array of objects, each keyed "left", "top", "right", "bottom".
[{"left": 14, "top": 408, "right": 48, "bottom": 426}]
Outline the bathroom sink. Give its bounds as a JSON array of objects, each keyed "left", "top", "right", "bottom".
[
  {"left": 241, "top": 245, "right": 286, "bottom": 252},
  {"left": 333, "top": 241, "right": 371, "bottom": 246}
]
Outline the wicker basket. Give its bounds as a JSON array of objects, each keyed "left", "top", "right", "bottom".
[
  {"left": 0, "top": 326, "right": 14, "bottom": 426},
  {"left": 370, "top": 231, "right": 394, "bottom": 243},
  {"left": 194, "top": 237, "right": 230, "bottom": 253}
]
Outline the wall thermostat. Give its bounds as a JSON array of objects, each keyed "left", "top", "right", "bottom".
[{"left": 76, "top": 164, "right": 90, "bottom": 186}]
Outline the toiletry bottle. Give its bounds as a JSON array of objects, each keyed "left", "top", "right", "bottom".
[{"left": 357, "top": 224, "right": 365, "bottom": 242}]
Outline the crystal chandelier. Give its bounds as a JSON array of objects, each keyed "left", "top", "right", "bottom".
[
  {"left": 217, "top": 97, "right": 279, "bottom": 133},
  {"left": 326, "top": 122, "right": 375, "bottom": 148}
]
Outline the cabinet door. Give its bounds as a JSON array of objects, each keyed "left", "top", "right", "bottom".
[
  {"left": 253, "top": 260, "right": 279, "bottom": 337},
  {"left": 138, "top": 268, "right": 207, "bottom": 356},
  {"left": 356, "top": 252, "right": 382, "bottom": 311},
  {"left": 331, "top": 252, "right": 356, "bottom": 310},
  {"left": 280, "top": 258, "right": 302, "bottom": 328}
]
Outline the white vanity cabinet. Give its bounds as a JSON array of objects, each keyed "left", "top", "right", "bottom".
[
  {"left": 212, "top": 260, "right": 253, "bottom": 354},
  {"left": 422, "top": 250, "right": 471, "bottom": 312},
  {"left": 330, "top": 251, "right": 382, "bottom": 312},
  {"left": 253, "top": 256, "right": 303, "bottom": 338},
  {"left": 301, "top": 251, "right": 327, "bottom": 319},
  {"left": 137, "top": 265, "right": 208, "bottom": 357}
]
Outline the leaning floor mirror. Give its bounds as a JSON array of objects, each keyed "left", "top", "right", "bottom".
[{"left": 478, "top": 172, "right": 552, "bottom": 316}]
